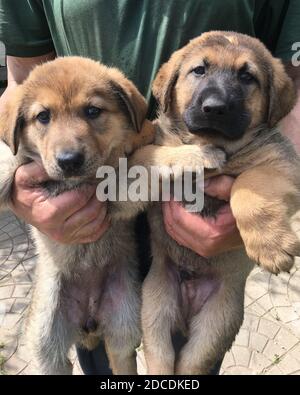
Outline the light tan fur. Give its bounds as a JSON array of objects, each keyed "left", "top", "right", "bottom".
[
  {"left": 0, "top": 57, "right": 155, "bottom": 375},
  {"left": 122, "top": 31, "right": 300, "bottom": 374}
]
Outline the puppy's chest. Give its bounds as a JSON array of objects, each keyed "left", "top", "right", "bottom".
[{"left": 149, "top": 204, "right": 217, "bottom": 274}]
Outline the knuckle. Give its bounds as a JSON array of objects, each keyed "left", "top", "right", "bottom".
[
  {"left": 84, "top": 208, "right": 98, "bottom": 224},
  {"left": 48, "top": 229, "right": 64, "bottom": 243},
  {"left": 14, "top": 166, "right": 26, "bottom": 184},
  {"left": 92, "top": 204, "right": 103, "bottom": 219},
  {"left": 99, "top": 201, "right": 108, "bottom": 215},
  {"left": 39, "top": 208, "right": 59, "bottom": 224},
  {"left": 36, "top": 212, "right": 50, "bottom": 225},
  {"left": 81, "top": 230, "right": 101, "bottom": 244},
  {"left": 93, "top": 221, "right": 106, "bottom": 237},
  {"left": 88, "top": 233, "right": 101, "bottom": 243},
  {"left": 200, "top": 241, "right": 215, "bottom": 258},
  {"left": 165, "top": 221, "right": 174, "bottom": 235},
  {"left": 81, "top": 237, "right": 95, "bottom": 244},
  {"left": 75, "top": 191, "right": 90, "bottom": 207},
  {"left": 221, "top": 175, "right": 235, "bottom": 189},
  {"left": 210, "top": 228, "right": 223, "bottom": 240},
  {"left": 171, "top": 207, "right": 182, "bottom": 224}
]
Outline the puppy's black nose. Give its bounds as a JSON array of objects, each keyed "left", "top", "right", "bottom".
[
  {"left": 82, "top": 317, "right": 98, "bottom": 334},
  {"left": 202, "top": 96, "right": 228, "bottom": 116},
  {"left": 56, "top": 151, "right": 85, "bottom": 175}
]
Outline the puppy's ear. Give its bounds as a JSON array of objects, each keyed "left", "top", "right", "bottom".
[
  {"left": 152, "top": 48, "right": 184, "bottom": 113},
  {"left": 110, "top": 77, "right": 147, "bottom": 133},
  {"left": 268, "top": 58, "right": 297, "bottom": 128},
  {"left": 0, "top": 87, "right": 25, "bottom": 155}
]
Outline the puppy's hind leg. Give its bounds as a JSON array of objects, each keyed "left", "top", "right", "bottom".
[
  {"left": 105, "top": 337, "right": 138, "bottom": 375},
  {"left": 102, "top": 261, "right": 142, "bottom": 375},
  {"left": 175, "top": 273, "right": 248, "bottom": 375},
  {"left": 142, "top": 255, "right": 181, "bottom": 375},
  {"left": 27, "top": 261, "right": 75, "bottom": 375}
]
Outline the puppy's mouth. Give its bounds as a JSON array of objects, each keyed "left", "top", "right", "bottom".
[
  {"left": 46, "top": 167, "right": 99, "bottom": 182},
  {"left": 191, "top": 126, "right": 224, "bottom": 135},
  {"left": 183, "top": 112, "right": 249, "bottom": 140},
  {"left": 43, "top": 157, "right": 103, "bottom": 183}
]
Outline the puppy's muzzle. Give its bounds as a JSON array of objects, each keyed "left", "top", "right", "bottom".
[
  {"left": 201, "top": 94, "right": 228, "bottom": 116},
  {"left": 56, "top": 150, "right": 85, "bottom": 177},
  {"left": 183, "top": 73, "right": 251, "bottom": 140}
]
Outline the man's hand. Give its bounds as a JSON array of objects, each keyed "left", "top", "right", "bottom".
[
  {"left": 10, "top": 162, "right": 109, "bottom": 244},
  {"left": 162, "top": 175, "right": 242, "bottom": 257}
]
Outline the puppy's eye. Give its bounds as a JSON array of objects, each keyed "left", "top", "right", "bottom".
[
  {"left": 84, "top": 106, "right": 102, "bottom": 120},
  {"left": 239, "top": 71, "right": 255, "bottom": 84},
  {"left": 36, "top": 110, "right": 50, "bottom": 124},
  {"left": 192, "top": 66, "right": 206, "bottom": 76}
]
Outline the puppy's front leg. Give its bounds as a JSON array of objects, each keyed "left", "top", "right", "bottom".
[
  {"left": 231, "top": 164, "right": 300, "bottom": 274},
  {"left": 129, "top": 143, "right": 226, "bottom": 171}
]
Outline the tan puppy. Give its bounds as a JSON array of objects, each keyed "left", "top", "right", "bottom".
[
  {"left": 120, "top": 31, "right": 300, "bottom": 374},
  {"left": 0, "top": 57, "right": 154, "bottom": 374}
]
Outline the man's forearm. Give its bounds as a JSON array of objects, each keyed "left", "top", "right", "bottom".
[
  {"left": 6, "top": 52, "right": 56, "bottom": 84},
  {"left": 0, "top": 52, "right": 56, "bottom": 113},
  {"left": 281, "top": 64, "right": 300, "bottom": 153}
]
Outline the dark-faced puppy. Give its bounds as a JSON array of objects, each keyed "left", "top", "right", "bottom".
[
  {"left": 126, "top": 31, "right": 300, "bottom": 374},
  {"left": 0, "top": 57, "right": 154, "bottom": 375}
]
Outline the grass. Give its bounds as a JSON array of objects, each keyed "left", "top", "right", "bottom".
[
  {"left": 0, "top": 343, "right": 6, "bottom": 374},
  {"left": 273, "top": 354, "right": 281, "bottom": 365},
  {"left": 0, "top": 353, "right": 6, "bottom": 375}
]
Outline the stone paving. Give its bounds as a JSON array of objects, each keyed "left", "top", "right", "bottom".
[{"left": 0, "top": 209, "right": 300, "bottom": 375}]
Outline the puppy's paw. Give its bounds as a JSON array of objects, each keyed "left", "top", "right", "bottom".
[
  {"left": 201, "top": 145, "right": 226, "bottom": 169},
  {"left": 170, "top": 144, "right": 226, "bottom": 170},
  {"left": 165, "top": 144, "right": 206, "bottom": 170},
  {"left": 243, "top": 225, "right": 300, "bottom": 274}
]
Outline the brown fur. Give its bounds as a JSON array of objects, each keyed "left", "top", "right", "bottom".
[
  {"left": 126, "top": 31, "right": 300, "bottom": 374},
  {"left": 0, "top": 57, "right": 154, "bottom": 375}
]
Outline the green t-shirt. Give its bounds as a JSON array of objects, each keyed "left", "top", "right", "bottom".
[{"left": 0, "top": 0, "right": 299, "bottom": 114}]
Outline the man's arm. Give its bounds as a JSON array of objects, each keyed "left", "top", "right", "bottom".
[
  {"left": 1, "top": 54, "right": 109, "bottom": 244},
  {"left": 0, "top": 53, "right": 56, "bottom": 107},
  {"left": 281, "top": 64, "right": 300, "bottom": 152}
]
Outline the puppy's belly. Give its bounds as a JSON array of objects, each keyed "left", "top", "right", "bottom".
[
  {"left": 167, "top": 260, "right": 220, "bottom": 325},
  {"left": 60, "top": 265, "right": 124, "bottom": 335},
  {"left": 180, "top": 271, "right": 220, "bottom": 321}
]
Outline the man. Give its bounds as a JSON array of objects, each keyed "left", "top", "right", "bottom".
[{"left": 0, "top": 0, "right": 299, "bottom": 375}]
